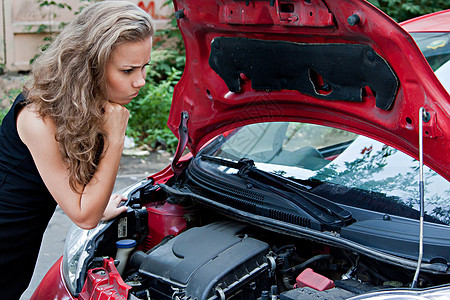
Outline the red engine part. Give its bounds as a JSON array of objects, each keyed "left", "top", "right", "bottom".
[
  {"left": 139, "top": 201, "right": 197, "bottom": 250},
  {"left": 78, "top": 258, "right": 131, "bottom": 300},
  {"left": 295, "top": 268, "right": 335, "bottom": 291}
]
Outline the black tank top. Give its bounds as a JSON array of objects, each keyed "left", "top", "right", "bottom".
[{"left": 0, "top": 93, "right": 57, "bottom": 299}]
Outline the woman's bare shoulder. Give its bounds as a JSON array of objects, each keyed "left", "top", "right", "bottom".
[{"left": 16, "top": 104, "right": 56, "bottom": 145}]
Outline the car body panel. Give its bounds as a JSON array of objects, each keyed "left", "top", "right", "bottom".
[
  {"left": 400, "top": 9, "right": 450, "bottom": 32},
  {"left": 31, "top": 257, "right": 73, "bottom": 300},
  {"left": 168, "top": 0, "right": 450, "bottom": 180}
]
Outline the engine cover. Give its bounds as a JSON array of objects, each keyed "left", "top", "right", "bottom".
[{"left": 138, "top": 221, "right": 271, "bottom": 299}]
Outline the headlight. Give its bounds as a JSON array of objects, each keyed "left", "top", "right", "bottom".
[
  {"left": 62, "top": 222, "right": 108, "bottom": 295},
  {"left": 349, "top": 284, "right": 450, "bottom": 299},
  {"left": 61, "top": 179, "right": 148, "bottom": 295}
]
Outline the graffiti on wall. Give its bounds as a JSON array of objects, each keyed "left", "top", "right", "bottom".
[{"left": 138, "top": 1, "right": 169, "bottom": 19}]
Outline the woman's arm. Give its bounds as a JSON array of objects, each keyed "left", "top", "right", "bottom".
[{"left": 17, "top": 102, "right": 128, "bottom": 229}]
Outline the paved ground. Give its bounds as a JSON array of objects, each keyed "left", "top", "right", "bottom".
[{"left": 20, "top": 150, "right": 172, "bottom": 299}]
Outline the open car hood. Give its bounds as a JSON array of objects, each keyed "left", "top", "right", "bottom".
[{"left": 168, "top": 0, "right": 450, "bottom": 180}]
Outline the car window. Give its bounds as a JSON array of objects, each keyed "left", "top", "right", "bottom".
[
  {"left": 212, "top": 122, "right": 450, "bottom": 225},
  {"left": 411, "top": 32, "right": 449, "bottom": 71},
  {"left": 410, "top": 32, "right": 450, "bottom": 91},
  {"left": 435, "top": 60, "right": 450, "bottom": 91}
]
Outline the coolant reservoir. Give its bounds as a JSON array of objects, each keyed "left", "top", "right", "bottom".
[
  {"left": 115, "top": 239, "right": 136, "bottom": 275},
  {"left": 140, "top": 201, "right": 197, "bottom": 250}
]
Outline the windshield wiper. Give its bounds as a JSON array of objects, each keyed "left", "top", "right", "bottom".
[{"left": 201, "top": 155, "right": 354, "bottom": 230}]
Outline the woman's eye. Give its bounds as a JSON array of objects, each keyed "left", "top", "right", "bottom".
[{"left": 122, "top": 69, "right": 133, "bottom": 74}]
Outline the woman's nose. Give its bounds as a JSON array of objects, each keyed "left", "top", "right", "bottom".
[{"left": 132, "top": 69, "right": 146, "bottom": 88}]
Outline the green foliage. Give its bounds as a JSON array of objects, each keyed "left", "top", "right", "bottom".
[
  {"left": 0, "top": 89, "right": 22, "bottom": 124},
  {"left": 36, "top": 0, "right": 73, "bottom": 31},
  {"left": 367, "top": 0, "right": 449, "bottom": 22},
  {"left": 39, "top": 0, "right": 72, "bottom": 11},
  {"left": 153, "top": 0, "right": 185, "bottom": 54},
  {"left": 30, "top": 0, "right": 96, "bottom": 64},
  {"left": 0, "top": 108, "right": 7, "bottom": 123},
  {"left": 126, "top": 49, "right": 184, "bottom": 153}
]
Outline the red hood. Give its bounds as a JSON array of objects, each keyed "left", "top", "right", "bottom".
[{"left": 168, "top": 0, "right": 450, "bottom": 180}]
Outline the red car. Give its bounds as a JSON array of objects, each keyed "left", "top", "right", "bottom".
[{"left": 32, "top": 1, "right": 449, "bottom": 299}]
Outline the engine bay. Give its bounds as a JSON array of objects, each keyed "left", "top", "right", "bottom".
[
  {"left": 84, "top": 179, "right": 450, "bottom": 300},
  {"left": 132, "top": 221, "right": 272, "bottom": 299}
]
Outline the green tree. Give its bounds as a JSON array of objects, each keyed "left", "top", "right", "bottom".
[{"left": 368, "top": 0, "right": 449, "bottom": 22}]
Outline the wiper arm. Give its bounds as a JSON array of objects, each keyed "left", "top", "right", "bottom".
[
  {"left": 201, "top": 155, "right": 354, "bottom": 229},
  {"left": 237, "top": 158, "right": 354, "bottom": 228}
]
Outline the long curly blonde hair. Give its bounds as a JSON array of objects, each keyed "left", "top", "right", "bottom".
[{"left": 24, "top": 1, "right": 155, "bottom": 192}]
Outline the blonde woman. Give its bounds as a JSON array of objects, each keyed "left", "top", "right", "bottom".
[{"left": 0, "top": 1, "right": 155, "bottom": 298}]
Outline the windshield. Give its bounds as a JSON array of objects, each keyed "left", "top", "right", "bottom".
[
  {"left": 209, "top": 122, "right": 450, "bottom": 225},
  {"left": 411, "top": 32, "right": 450, "bottom": 91}
]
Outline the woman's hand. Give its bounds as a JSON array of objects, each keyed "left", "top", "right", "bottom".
[
  {"left": 101, "top": 194, "right": 128, "bottom": 221},
  {"left": 102, "top": 101, "right": 130, "bottom": 145}
]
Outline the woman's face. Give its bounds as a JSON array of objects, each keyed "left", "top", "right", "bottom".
[{"left": 105, "top": 36, "right": 152, "bottom": 105}]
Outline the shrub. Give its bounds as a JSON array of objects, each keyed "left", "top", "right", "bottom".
[
  {"left": 367, "top": 0, "right": 449, "bottom": 22},
  {"left": 125, "top": 0, "right": 185, "bottom": 153}
]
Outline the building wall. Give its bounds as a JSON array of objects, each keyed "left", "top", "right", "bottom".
[{"left": 0, "top": 0, "right": 171, "bottom": 72}]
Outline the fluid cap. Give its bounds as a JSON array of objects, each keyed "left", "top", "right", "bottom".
[{"left": 116, "top": 239, "right": 136, "bottom": 249}]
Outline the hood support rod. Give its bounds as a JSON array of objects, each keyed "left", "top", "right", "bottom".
[
  {"left": 171, "top": 111, "right": 190, "bottom": 175},
  {"left": 411, "top": 107, "right": 428, "bottom": 288}
]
